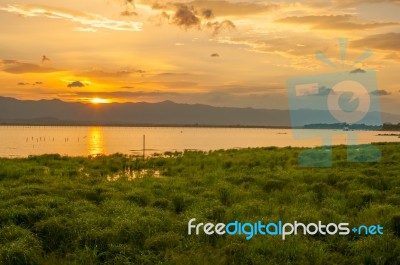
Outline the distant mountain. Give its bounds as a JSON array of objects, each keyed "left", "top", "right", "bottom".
[{"left": 0, "top": 96, "right": 399, "bottom": 127}]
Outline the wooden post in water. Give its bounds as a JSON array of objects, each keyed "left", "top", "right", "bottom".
[{"left": 143, "top": 134, "right": 146, "bottom": 160}]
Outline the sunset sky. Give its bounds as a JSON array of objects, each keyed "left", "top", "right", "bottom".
[{"left": 0, "top": 0, "right": 399, "bottom": 112}]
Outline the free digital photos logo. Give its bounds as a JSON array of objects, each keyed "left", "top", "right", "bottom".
[{"left": 286, "top": 38, "right": 382, "bottom": 167}]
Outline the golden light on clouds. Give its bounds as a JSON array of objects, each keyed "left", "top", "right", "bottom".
[
  {"left": 91, "top": 98, "right": 110, "bottom": 104},
  {"left": 0, "top": 0, "right": 399, "bottom": 111}
]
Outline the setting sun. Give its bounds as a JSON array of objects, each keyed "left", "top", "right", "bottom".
[{"left": 91, "top": 98, "right": 109, "bottom": 104}]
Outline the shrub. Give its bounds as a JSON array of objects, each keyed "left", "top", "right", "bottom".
[
  {"left": 144, "top": 232, "right": 180, "bottom": 251},
  {"left": 152, "top": 198, "right": 169, "bottom": 209},
  {"left": 391, "top": 215, "right": 400, "bottom": 237},
  {"left": 0, "top": 225, "right": 42, "bottom": 265},
  {"left": 125, "top": 191, "right": 151, "bottom": 207},
  {"left": 263, "top": 179, "right": 286, "bottom": 192},
  {"left": 33, "top": 217, "right": 73, "bottom": 253}
]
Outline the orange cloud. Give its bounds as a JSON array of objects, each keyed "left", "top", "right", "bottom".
[
  {"left": 352, "top": 33, "right": 400, "bottom": 51},
  {"left": 276, "top": 15, "right": 398, "bottom": 30},
  {"left": 1, "top": 60, "right": 59, "bottom": 74},
  {"left": 0, "top": 4, "right": 142, "bottom": 31}
]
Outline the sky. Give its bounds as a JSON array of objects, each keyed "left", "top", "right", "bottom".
[{"left": 0, "top": 0, "right": 399, "bottom": 113}]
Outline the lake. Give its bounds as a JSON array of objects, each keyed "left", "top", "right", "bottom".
[{"left": 0, "top": 126, "right": 399, "bottom": 158}]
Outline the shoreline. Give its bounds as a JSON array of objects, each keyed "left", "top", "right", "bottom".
[
  {"left": 1, "top": 142, "right": 399, "bottom": 159},
  {"left": 0, "top": 123, "right": 397, "bottom": 131}
]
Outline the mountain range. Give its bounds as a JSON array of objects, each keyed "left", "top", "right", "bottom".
[{"left": 0, "top": 96, "right": 399, "bottom": 127}]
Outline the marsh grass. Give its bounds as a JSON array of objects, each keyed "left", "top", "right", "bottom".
[{"left": 0, "top": 143, "right": 400, "bottom": 264}]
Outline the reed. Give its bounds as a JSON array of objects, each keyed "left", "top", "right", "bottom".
[{"left": 0, "top": 143, "right": 399, "bottom": 264}]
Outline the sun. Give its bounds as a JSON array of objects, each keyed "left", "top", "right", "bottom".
[{"left": 91, "top": 98, "right": 110, "bottom": 104}]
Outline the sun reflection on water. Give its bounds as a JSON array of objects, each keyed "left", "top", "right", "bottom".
[{"left": 88, "top": 127, "right": 104, "bottom": 156}]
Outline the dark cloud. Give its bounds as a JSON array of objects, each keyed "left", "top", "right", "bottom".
[
  {"left": 317, "top": 86, "right": 333, "bottom": 96},
  {"left": 145, "top": 0, "right": 276, "bottom": 16},
  {"left": 188, "top": 0, "right": 276, "bottom": 16},
  {"left": 206, "top": 20, "right": 235, "bottom": 36},
  {"left": 370, "top": 90, "right": 392, "bottom": 96},
  {"left": 172, "top": 4, "right": 201, "bottom": 29},
  {"left": 67, "top": 81, "right": 85, "bottom": 88},
  {"left": 352, "top": 33, "right": 400, "bottom": 51},
  {"left": 17, "top": 81, "right": 44, "bottom": 85},
  {"left": 119, "top": 0, "right": 138, "bottom": 18},
  {"left": 350, "top": 68, "right": 366, "bottom": 74},
  {"left": 149, "top": 11, "right": 170, "bottom": 26},
  {"left": 201, "top": 9, "right": 213, "bottom": 19},
  {"left": 120, "top": 10, "right": 138, "bottom": 16},
  {"left": 121, "top": 0, "right": 135, "bottom": 8},
  {"left": 150, "top": 2, "right": 235, "bottom": 35},
  {"left": 211, "top": 53, "right": 219, "bottom": 57},
  {"left": 276, "top": 15, "right": 398, "bottom": 30}
]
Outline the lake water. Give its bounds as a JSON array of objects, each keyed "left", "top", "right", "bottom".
[{"left": 0, "top": 126, "right": 399, "bottom": 158}]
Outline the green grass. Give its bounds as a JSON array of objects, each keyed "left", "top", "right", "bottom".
[{"left": 1, "top": 143, "right": 400, "bottom": 264}]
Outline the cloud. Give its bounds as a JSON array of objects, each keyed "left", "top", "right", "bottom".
[
  {"left": 119, "top": 0, "right": 138, "bottom": 16},
  {"left": 0, "top": 4, "right": 142, "bottom": 31},
  {"left": 201, "top": 9, "right": 213, "bottom": 19},
  {"left": 383, "top": 52, "right": 400, "bottom": 62},
  {"left": 74, "top": 27, "right": 97, "bottom": 32},
  {"left": 370, "top": 90, "right": 392, "bottom": 96},
  {"left": 171, "top": 4, "right": 201, "bottom": 29},
  {"left": 276, "top": 15, "right": 398, "bottom": 30},
  {"left": 124, "top": 0, "right": 135, "bottom": 6},
  {"left": 297, "top": 86, "right": 334, "bottom": 96},
  {"left": 17, "top": 81, "right": 44, "bottom": 85},
  {"left": 350, "top": 68, "right": 366, "bottom": 73},
  {"left": 67, "top": 81, "right": 85, "bottom": 88},
  {"left": 317, "top": 86, "right": 333, "bottom": 96},
  {"left": 218, "top": 35, "right": 329, "bottom": 59},
  {"left": 332, "top": 0, "right": 400, "bottom": 7},
  {"left": 149, "top": 2, "right": 235, "bottom": 35},
  {"left": 120, "top": 10, "right": 138, "bottom": 16},
  {"left": 146, "top": 0, "right": 277, "bottom": 16},
  {"left": 185, "top": 0, "right": 277, "bottom": 16},
  {"left": 352, "top": 33, "right": 400, "bottom": 51},
  {"left": 1, "top": 60, "right": 57, "bottom": 74},
  {"left": 149, "top": 11, "right": 170, "bottom": 26},
  {"left": 210, "top": 53, "right": 219, "bottom": 57},
  {"left": 206, "top": 20, "right": 235, "bottom": 36},
  {"left": 81, "top": 69, "right": 146, "bottom": 79}
]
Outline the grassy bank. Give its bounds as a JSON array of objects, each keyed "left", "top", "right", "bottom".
[{"left": 1, "top": 143, "right": 400, "bottom": 264}]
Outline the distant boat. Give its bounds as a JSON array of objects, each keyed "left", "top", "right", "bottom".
[{"left": 343, "top": 125, "right": 349, "bottom": 131}]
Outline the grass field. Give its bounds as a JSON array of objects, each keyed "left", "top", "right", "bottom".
[{"left": 1, "top": 143, "right": 400, "bottom": 265}]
